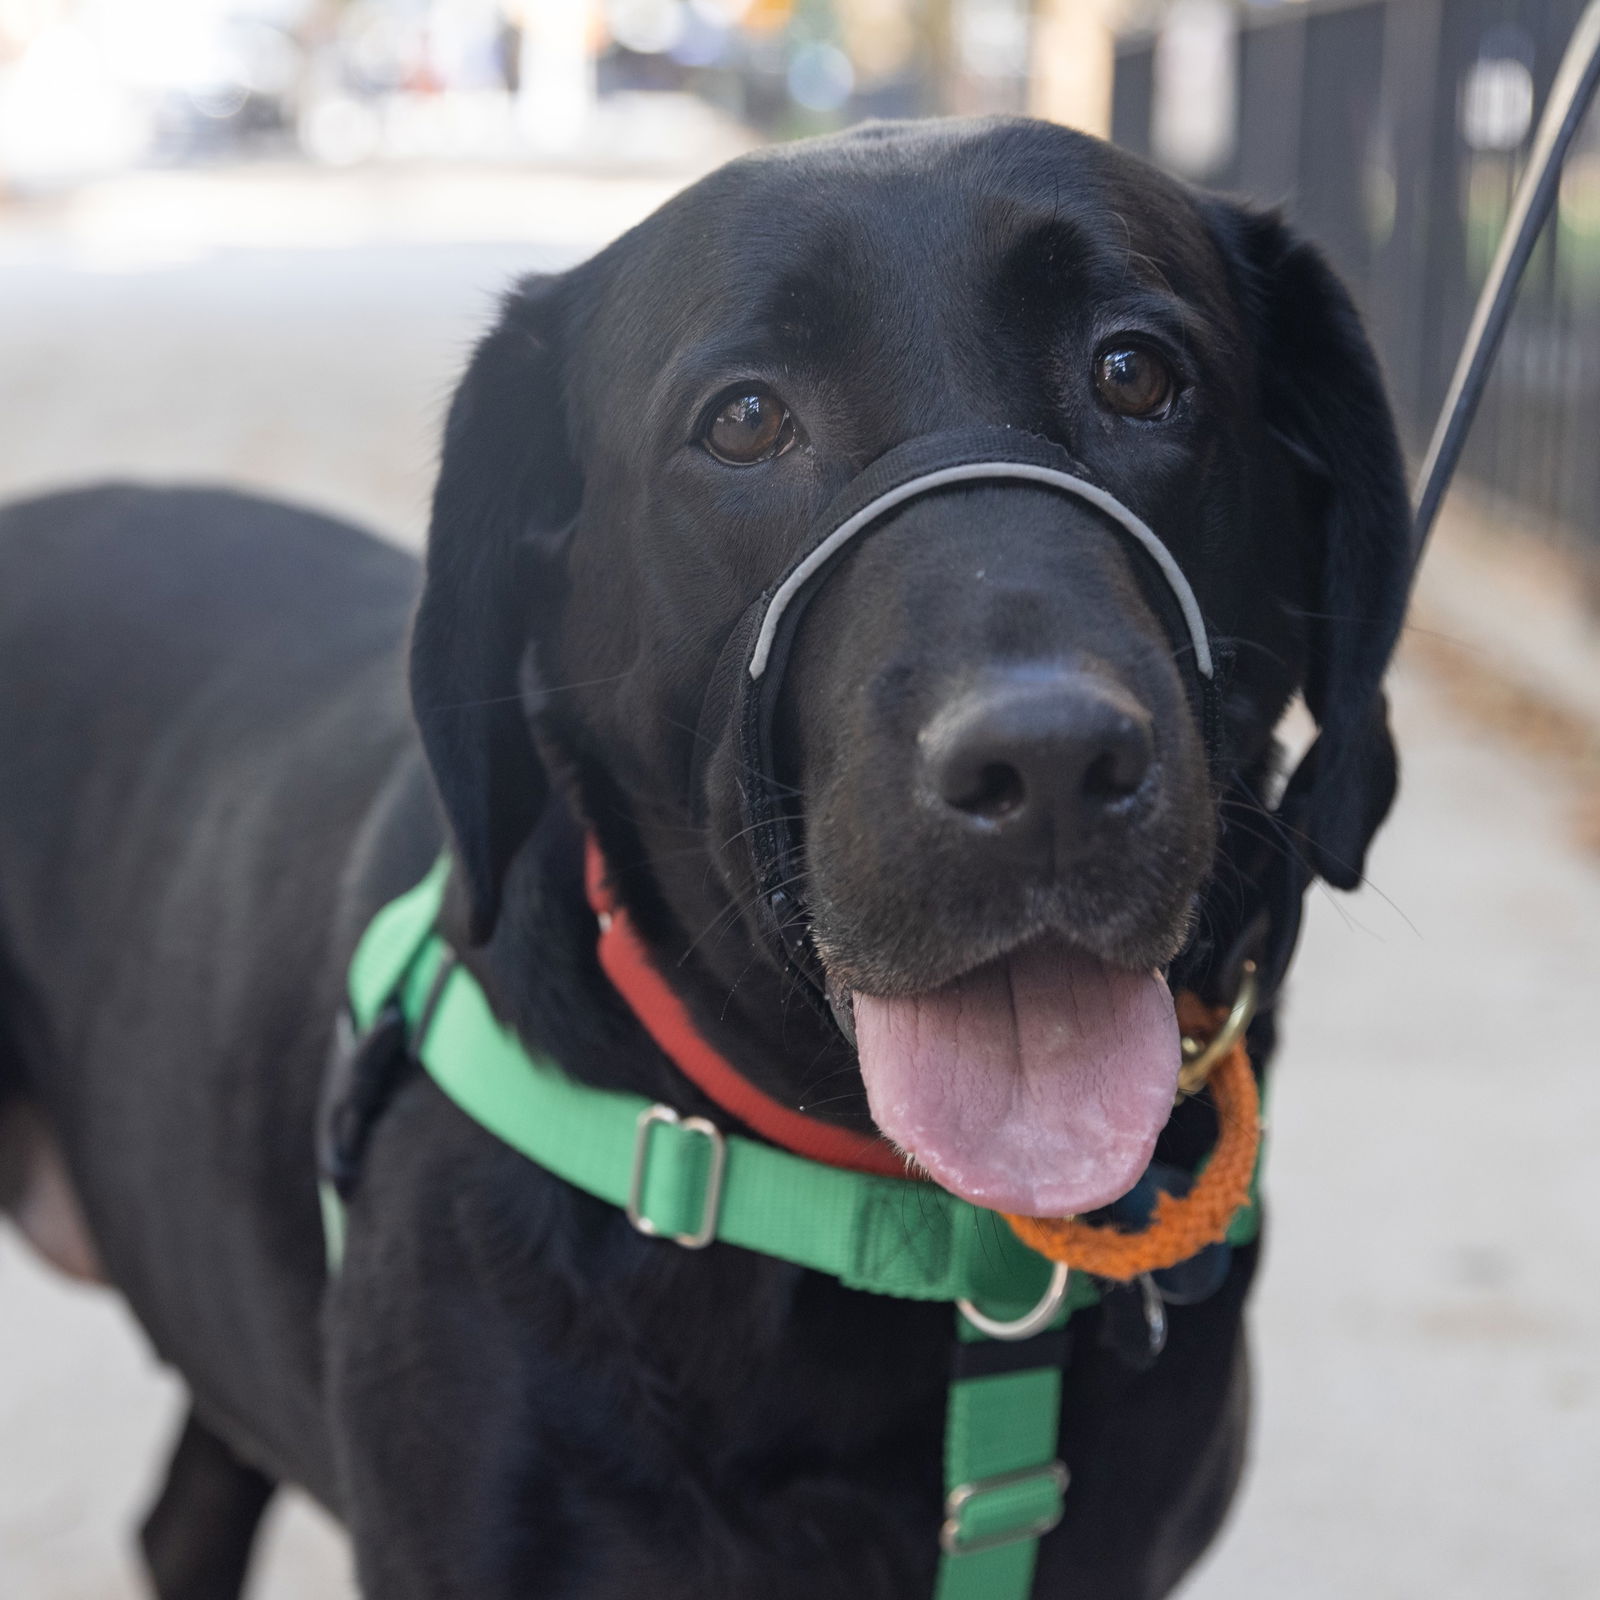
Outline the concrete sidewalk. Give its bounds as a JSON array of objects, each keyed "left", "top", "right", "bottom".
[
  {"left": 1, "top": 164, "right": 1597, "bottom": 1598},
  {"left": 1414, "top": 494, "right": 1600, "bottom": 736}
]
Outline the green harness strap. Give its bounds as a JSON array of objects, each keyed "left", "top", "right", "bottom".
[
  {"left": 938, "top": 1337, "right": 1070, "bottom": 1596},
  {"left": 329, "top": 860, "right": 1262, "bottom": 1600}
]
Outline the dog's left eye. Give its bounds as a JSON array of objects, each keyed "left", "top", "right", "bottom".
[
  {"left": 703, "top": 389, "right": 795, "bottom": 465},
  {"left": 1094, "top": 344, "right": 1177, "bottom": 419}
]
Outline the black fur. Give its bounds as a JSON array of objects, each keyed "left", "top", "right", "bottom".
[{"left": 0, "top": 118, "right": 1410, "bottom": 1598}]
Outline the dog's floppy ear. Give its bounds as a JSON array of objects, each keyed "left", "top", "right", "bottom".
[
  {"left": 411, "top": 273, "right": 582, "bottom": 940},
  {"left": 1211, "top": 204, "right": 1412, "bottom": 889}
]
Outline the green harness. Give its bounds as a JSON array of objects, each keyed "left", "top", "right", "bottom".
[{"left": 326, "top": 858, "right": 1262, "bottom": 1600}]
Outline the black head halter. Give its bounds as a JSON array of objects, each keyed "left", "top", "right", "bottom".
[{"left": 702, "top": 426, "right": 1249, "bottom": 1018}]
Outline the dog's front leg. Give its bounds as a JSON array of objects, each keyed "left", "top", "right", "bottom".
[
  {"left": 322, "top": 1098, "right": 634, "bottom": 1600},
  {"left": 139, "top": 1406, "right": 277, "bottom": 1600}
]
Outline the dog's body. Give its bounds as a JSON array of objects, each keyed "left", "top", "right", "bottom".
[{"left": 0, "top": 119, "right": 1410, "bottom": 1599}]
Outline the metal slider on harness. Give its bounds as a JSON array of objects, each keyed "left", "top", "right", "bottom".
[
  {"left": 626, "top": 1104, "right": 727, "bottom": 1249},
  {"left": 940, "top": 1460, "right": 1071, "bottom": 1557}
]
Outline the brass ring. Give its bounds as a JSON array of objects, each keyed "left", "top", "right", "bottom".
[{"left": 1177, "top": 959, "right": 1259, "bottom": 1097}]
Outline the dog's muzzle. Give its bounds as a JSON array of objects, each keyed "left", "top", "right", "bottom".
[{"left": 694, "top": 426, "right": 1224, "bottom": 1014}]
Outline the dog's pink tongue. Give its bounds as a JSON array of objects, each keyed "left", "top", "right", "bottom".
[{"left": 852, "top": 940, "right": 1179, "bottom": 1217}]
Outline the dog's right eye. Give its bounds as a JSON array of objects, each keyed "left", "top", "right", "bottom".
[
  {"left": 1093, "top": 343, "right": 1177, "bottom": 420},
  {"left": 702, "top": 389, "right": 795, "bottom": 466}
]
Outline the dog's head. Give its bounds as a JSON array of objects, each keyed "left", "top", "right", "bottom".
[{"left": 411, "top": 119, "right": 1410, "bottom": 1216}]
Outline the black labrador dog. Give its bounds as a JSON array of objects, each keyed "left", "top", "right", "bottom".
[{"left": 0, "top": 118, "right": 1409, "bottom": 1599}]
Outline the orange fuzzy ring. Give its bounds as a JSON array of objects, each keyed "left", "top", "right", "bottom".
[{"left": 1001, "top": 997, "right": 1261, "bottom": 1282}]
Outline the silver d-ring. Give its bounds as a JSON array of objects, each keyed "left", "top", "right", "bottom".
[{"left": 957, "top": 1261, "right": 1071, "bottom": 1341}]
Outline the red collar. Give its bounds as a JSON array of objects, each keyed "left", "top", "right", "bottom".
[{"left": 583, "top": 837, "right": 907, "bottom": 1179}]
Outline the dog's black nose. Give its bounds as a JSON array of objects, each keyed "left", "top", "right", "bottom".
[{"left": 920, "top": 671, "right": 1154, "bottom": 859}]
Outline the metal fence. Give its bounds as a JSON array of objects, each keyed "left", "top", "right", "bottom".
[{"left": 1112, "top": 0, "right": 1600, "bottom": 553}]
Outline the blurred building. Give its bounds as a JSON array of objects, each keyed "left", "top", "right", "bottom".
[{"left": 0, "top": 0, "right": 1124, "bottom": 191}]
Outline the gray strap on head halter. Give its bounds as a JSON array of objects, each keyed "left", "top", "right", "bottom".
[{"left": 748, "top": 461, "right": 1214, "bottom": 683}]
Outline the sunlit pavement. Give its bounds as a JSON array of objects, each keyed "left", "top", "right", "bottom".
[{"left": 2, "top": 163, "right": 1597, "bottom": 1600}]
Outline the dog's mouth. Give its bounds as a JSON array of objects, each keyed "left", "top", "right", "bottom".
[{"left": 828, "top": 935, "right": 1179, "bottom": 1217}]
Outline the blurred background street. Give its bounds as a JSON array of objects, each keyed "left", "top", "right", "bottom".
[{"left": 2, "top": 2, "right": 1599, "bottom": 1597}]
